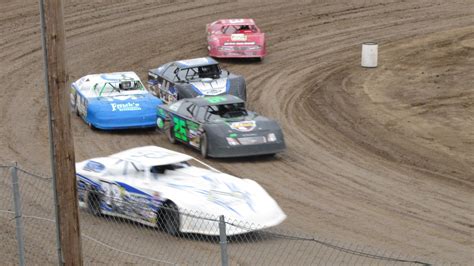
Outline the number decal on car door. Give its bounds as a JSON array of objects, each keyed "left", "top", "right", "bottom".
[{"left": 173, "top": 116, "right": 188, "bottom": 142}]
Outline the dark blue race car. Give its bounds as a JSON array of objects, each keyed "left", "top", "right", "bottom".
[{"left": 147, "top": 57, "right": 246, "bottom": 104}]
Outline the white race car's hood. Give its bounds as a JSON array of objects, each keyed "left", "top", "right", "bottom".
[
  {"left": 157, "top": 167, "right": 286, "bottom": 234},
  {"left": 190, "top": 78, "right": 227, "bottom": 96}
]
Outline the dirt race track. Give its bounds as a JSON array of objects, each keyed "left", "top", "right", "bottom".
[{"left": 0, "top": 0, "right": 473, "bottom": 264}]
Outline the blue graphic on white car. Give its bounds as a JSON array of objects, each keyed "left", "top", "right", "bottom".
[
  {"left": 70, "top": 72, "right": 163, "bottom": 130},
  {"left": 75, "top": 146, "right": 286, "bottom": 236}
]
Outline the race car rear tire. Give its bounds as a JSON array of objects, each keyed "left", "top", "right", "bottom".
[
  {"left": 158, "top": 201, "right": 180, "bottom": 236},
  {"left": 73, "top": 95, "right": 80, "bottom": 116},
  {"left": 88, "top": 193, "right": 102, "bottom": 216},
  {"left": 200, "top": 132, "right": 209, "bottom": 158},
  {"left": 167, "top": 124, "right": 177, "bottom": 144}
]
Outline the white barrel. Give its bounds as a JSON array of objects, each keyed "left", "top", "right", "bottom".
[{"left": 361, "top": 42, "right": 378, "bottom": 67}]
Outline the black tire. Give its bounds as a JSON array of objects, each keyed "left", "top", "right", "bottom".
[
  {"left": 200, "top": 132, "right": 209, "bottom": 158},
  {"left": 88, "top": 193, "right": 102, "bottom": 216},
  {"left": 157, "top": 201, "right": 180, "bottom": 236},
  {"left": 74, "top": 99, "right": 80, "bottom": 117},
  {"left": 87, "top": 121, "right": 95, "bottom": 130},
  {"left": 167, "top": 124, "right": 177, "bottom": 144}
]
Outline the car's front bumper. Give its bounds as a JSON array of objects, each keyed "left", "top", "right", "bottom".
[{"left": 208, "top": 141, "right": 285, "bottom": 158}]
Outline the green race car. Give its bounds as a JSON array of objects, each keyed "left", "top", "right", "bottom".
[{"left": 157, "top": 95, "right": 285, "bottom": 158}]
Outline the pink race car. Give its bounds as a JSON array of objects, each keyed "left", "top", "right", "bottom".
[{"left": 206, "top": 19, "right": 266, "bottom": 59}]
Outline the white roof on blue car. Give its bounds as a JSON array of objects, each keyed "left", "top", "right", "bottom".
[
  {"left": 76, "top": 72, "right": 141, "bottom": 85},
  {"left": 72, "top": 71, "right": 147, "bottom": 98},
  {"left": 110, "top": 146, "right": 193, "bottom": 168},
  {"left": 175, "top": 57, "right": 219, "bottom": 68}
]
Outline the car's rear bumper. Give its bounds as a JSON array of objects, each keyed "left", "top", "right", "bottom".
[
  {"left": 208, "top": 141, "right": 285, "bottom": 158},
  {"left": 209, "top": 50, "right": 266, "bottom": 59}
]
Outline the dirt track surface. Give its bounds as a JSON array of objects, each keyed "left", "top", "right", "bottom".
[{"left": 1, "top": 0, "right": 473, "bottom": 264}]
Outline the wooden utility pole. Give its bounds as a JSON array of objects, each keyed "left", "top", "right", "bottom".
[{"left": 39, "top": 0, "right": 83, "bottom": 264}]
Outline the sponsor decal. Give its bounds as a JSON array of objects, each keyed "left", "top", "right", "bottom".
[
  {"left": 228, "top": 19, "right": 245, "bottom": 24},
  {"left": 100, "top": 73, "right": 137, "bottom": 82},
  {"left": 231, "top": 34, "right": 247, "bottom": 41},
  {"left": 206, "top": 96, "right": 227, "bottom": 103},
  {"left": 230, "top": 121, "right": 256, "bottom": 132},
  {"left": 84, "top": 161, "right": 105, "bottom": 173},
  {"left": 191, "top": 79, "right": 226, "bottom": 95},
  {"left": 110, "top": 102, "right": 141, "bottom": 112},
  {"left": 224, "top": 42, "right": 256, "bottom": 46}
]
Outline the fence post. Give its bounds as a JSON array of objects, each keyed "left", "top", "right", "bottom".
[
  {"left": 219, "top": 215, "right": 229, "bottom": 266},
  {"left": 11, "top": 163, "right": 25, "bottom": 266}
]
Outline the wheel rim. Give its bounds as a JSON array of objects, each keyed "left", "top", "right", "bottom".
[{"left": 156, "top": 117, "right": 164, "bottom": 130}]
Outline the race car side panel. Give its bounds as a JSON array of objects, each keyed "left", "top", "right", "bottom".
[
  {"left": 76, "top": 172, "right": 164, "bottom": 226},
  {"left": 169, "top": 113, "right": 204, "bottom": 149}
]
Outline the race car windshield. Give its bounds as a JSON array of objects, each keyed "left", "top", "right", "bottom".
[
  {"left": 206, "top": 103, "right": 247, "bottom": 121},
  {"left": 222, "top": 25, "right": 257, "bottom": 34},
  {"left": 96, "top": 81, "right": 144, "bottom": 96},
  {"left": 177, "top": 65, "right": 221, "bottom": 81}
]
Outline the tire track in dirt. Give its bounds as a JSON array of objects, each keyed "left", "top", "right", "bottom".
[{"left": 1, "top": 0, "right": 473, "bottom": 264}]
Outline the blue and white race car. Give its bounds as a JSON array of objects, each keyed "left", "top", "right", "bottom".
[
  {"left": 76, "top": 146, "right": 286, "bottom": 235},
  {"left": 70, "top": 72, "right": 163, "bottom": 130},
  {"left": 147, "top": 57, "right": 246, "bottom": 104}
]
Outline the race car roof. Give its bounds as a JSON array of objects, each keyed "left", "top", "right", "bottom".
[
  {"left": 187, "top": 95, "right": 245, "bottom": 107},
  {"left": 214, "top": 19, "right": 256, "bottom": 25},
  {"left": 175, "top": 57, "right": 219, "bottom": 69},
  {"left": 110, "top": 146, "right": 193, "bottom": 168},
  {"left": 76, "top": 72, "right": 141, "bottom": 85}
]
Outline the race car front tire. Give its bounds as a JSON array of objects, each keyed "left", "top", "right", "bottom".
[
  {"left": 88, "top": 193, "right": 102, "bottom": 216},
  {"left": 200, "top": 132, "right": 209, "bottom": 158},
  {"left": 157, "top": 201, "right": 180, "bottom": 236},
  {"left": 167, "top": 124, "right": 177, "bottom": 144}
]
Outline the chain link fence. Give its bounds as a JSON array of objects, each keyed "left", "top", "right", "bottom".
[{"left": 1, "top": 163, "right": 435, "bottom": 265}]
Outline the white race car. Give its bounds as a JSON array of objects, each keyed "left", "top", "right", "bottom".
[{"left": 76, "top": 146, "right": 286, "bottom": 235}]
